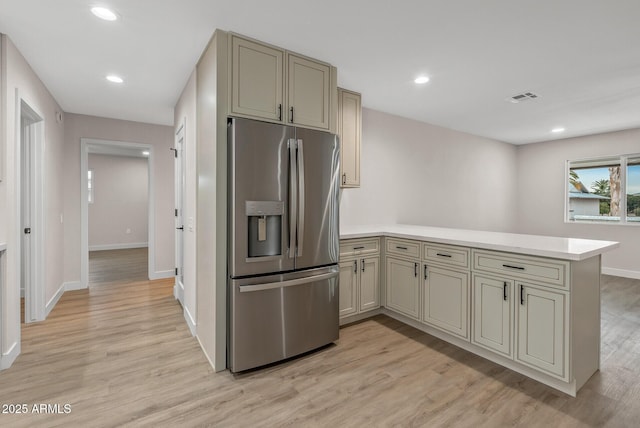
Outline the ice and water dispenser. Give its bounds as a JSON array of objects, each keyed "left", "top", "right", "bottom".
[{"left": 246, "top": 201, "right": 283, "bottom": 258}]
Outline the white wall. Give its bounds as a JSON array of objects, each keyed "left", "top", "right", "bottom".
[
  {"left": 516, "top": 128, "right": 640, "bottom": 278},
  {"left": 1, "top": 35, "right": 65, "bottom": 366},
  {"left": 174, "top": 69, "right": 197, "bottom": 331},
  {"left": 341, "top": 108, "right": 519, "bottom": 232},
  {"left": 63, "top": 114, "right": 174, "bottom": 283},
  {"left": 88, "top": 154, "right": 148, "bottom": 250}
]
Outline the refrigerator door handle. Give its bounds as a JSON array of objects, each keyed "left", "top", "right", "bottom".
[
  {"left": 296, "top": 138, "right": 305, "bottom": 257},
  {"left": 239, "top": 271, "right": 338, "bottom": 293},
  {"left": 288, "top": 139, "right": 298, "bottom": 258}
]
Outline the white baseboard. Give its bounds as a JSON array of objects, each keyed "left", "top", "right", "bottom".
[
  {"left": 184, "top": 305, "right": 196, "bottom": 336},
  {"left": 45, "top": 284, "right": 65, "bottom": 317},
  {"left": 64, "top": 281, "right": 86, "bottom": 291},
  {"left": 174, "top": 281, "right": 184, "bottom": 304},
  {"left": 150, "top": 270, "right": 174, "bottom": 280},
  {"left": 602, "top": 267, "right": 640, "bottom": 280},
  {"left": 89, "top": 242, "right": 148, "bottom": 251},
  {"left": 0, "top": 341, "right": 21, "bottom": 370}
]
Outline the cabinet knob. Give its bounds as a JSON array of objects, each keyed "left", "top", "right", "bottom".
[
  {"left": 354, "top": 260, "right": 358, "bottom": 274},
  {"left": 520, "top": 284, "right": 525, "bottom": 305},
  {"left": 414, "top": 262, "right": 418, "bottom": 277},
  {"left": 342, "top": 173, "right": 346, "bottom": 185},
  {"left": 278, "top": 104, "right": 282, "bottom": 121},
  {"left": 289, "top": 106, "right": 294, "bottom": 123},
  {"left": 361, "top": 259, "right": 365, "bottom": 273},
  {"left": 424, "top": 264, "right": 428, "bottom": 280},
  {"left": 503, "top": 281, "right": 507, "bottom": 301}
]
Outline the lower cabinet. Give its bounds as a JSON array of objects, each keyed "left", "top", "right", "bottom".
[
  {"left": 471, "top": 274, "right": 569, "bottom": 380},
  {"left": 385, "top": 256, "right": 420, "bottom": 320},
  {"left": 472, "top": 274, "right": 513, "bottom": 357},
  {"left": 423, "top": 265, "right": 469, "bottom": 339},
  {"left": 516, "top": 282, "right": 568, "bottom": 379},
  {"left": 339, "top": 256, "right": 380, "bottom": 319}
]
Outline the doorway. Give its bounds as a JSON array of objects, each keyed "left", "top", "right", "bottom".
[
  {"left": 19, "top": 97, "right": 45, "bottom": 323},
  {"left": 80, "top": 139, "right": 155, "bottom": 288}
]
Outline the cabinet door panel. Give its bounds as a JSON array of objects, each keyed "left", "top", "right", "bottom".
[
  {"left": 516, "top": 284, "right": 567, "bottom": 379},
  {"left": 386, "top": 257, "right": 420, "bottom": 319},
  {"left": 359, "top": 256, "right": 380, "bottom": 312},
  {"left": 339, "top": 259, "right": 358, "bottom": 318},
  {"left": 423, "top": 266, "right": 469, "bottom": 338},
  {"left": 231, "top": 36, "right": 284, "bottom": 121},
  {"left": 287, "top": 54, "right": 330, "bottom": 129},
  {"left": 338, "top": 89, "right": 361, "bottom": 187},
  {"left": 472, "top": 275, "right": 512, "bottom": 357}
]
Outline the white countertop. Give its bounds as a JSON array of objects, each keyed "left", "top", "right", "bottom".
[{"left": 340, "top": 224, "right": 619, "bottom": 261}]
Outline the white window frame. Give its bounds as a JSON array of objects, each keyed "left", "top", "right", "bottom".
[{"left": 565, "top": 154, "right": 639, "bottom": 225}]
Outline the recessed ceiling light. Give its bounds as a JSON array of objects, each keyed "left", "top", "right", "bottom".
[
  {"left": 551, "top": 127, "right": 565, "bottom": 133},
  {"left": 106, "top": 75, "right": 123, "bottom": 83},
  {"left": 142, "top": 151, "right": 150, "bottom": 156},
  {"left": 91, "top": 6, "right": 118, "bottom": 21},
  {"left": 414, "top": 75, "right": 430, "bottom": 84}
]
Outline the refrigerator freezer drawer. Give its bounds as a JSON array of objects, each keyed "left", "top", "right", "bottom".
[{"left": 229, "top": 266, "right": 339, "bottom": 372}]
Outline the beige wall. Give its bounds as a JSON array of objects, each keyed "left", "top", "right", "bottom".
[
  {"left": 340, "top": 108, "right": 519, "bottom": 232},
  {"left": 174, "top": 69, "right": 197, "bottom": 329},
  {"left": 1, "top": 35, "right": 65, "bottom": 361},
  {"left": 88, "top": 154, "right": 149, "bottom": 249},
  {"left": 63, "top": 114, "right": 174, "bottom": 282},
  {"left": 516, "top": 128, "right": 640, "bottom": 277}
]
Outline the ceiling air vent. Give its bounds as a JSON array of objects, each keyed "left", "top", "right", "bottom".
[{"left": 508, "top": 92, "right": 539, "bottom": 103}]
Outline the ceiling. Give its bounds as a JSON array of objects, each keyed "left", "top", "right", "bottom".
[{"left": 1, "top": 1, "right": 639, "bottom": 145}]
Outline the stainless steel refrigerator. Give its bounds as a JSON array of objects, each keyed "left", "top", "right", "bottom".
[{"left": 227, "top": 117, "right": 340, "bottom": 372}]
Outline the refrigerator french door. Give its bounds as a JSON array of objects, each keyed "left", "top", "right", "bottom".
[{"left": 228, "top": 117, "right": 340, "bottom": 372}]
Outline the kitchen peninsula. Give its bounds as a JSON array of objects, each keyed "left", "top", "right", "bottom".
[{"left": 339, "top": 225, "right": 619, "bottom": 396}]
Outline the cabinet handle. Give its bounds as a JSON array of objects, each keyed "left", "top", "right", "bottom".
[
  {"left": 361, "top": 259, "right": 365, "bottom": 273},
  {"left": 424, "top": 264, "right": 428, "bottom": 280},
  {"left": 414, "top": 262, "right": 418, "bottom": 277},
  {"left": 278, "top": 104, "right": 282, "bottom": 121},
  {"left": 436, "top": 253, "right": 452, "bottom": 258},
  {"left": 354, "top": 260, "right": 358, "bottom": 274},
  {"left": 503, "top": 281, "right": 507, "bottom": 301},
  {"left": 396, "top": 246, "right": 408, "bottom": 250},
  {"left": 520, "top": 284, "right": 525, "bottom": 305},
  {"left": 353, "top": 246, "right": 365, "bottom": 250},
  {"left": 342, "top": 173, "right": 346, "bottom": 185},
  {"left": 289, "top": 106, "right": 294, "bottom": 123},
  {"left": 503, "top": 264, "right": 525, "bottom": 271}
]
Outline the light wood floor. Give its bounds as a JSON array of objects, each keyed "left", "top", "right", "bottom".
[
  {"left": 89, "top": 248, "right": 149, "bottom": 285},
  {"left": 0, "top": 275, "right": 639, "bottom": 427}
]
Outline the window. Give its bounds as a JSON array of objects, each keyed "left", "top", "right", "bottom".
[
  {"left": 567, "top": 154, "right": 639, "bottom": 224},
  {"left": 88, "top": 169, "right": 94, "bottom": 204}
]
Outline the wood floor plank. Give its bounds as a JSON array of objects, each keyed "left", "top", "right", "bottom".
[{"left": 1, "top": 264, "right": 640, "bottom": 426}]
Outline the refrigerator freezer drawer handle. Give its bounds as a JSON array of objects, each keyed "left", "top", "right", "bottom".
[
  {"left": 296, "top": 139, "right": 305, "bottom": 257},
  {"left": 239, "top": 271, "right": 339, "bottom": 293}
]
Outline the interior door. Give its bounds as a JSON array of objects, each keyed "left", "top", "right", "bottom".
[
  {"left": 174, "top": 125, "right": 185, "bottom": 294},
  {"left": 21, "top": 116, "right": 33, "bottom": 322},
  {"left": 293, "top": 127, "right": 339, "bottom": 270}
]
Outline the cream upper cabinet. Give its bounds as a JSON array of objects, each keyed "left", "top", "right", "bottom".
[
  {"left": 422, "top": 265, "right": 469, "bottom": 339},
  {"left": 338, "top": 88, "right": 361, "bottom": 188},
  {"left": 230, "top": 35, "right": 284, "bottom": 122},
  {"left": 287, "top": 53, "right": 331, "bottom": 130}
]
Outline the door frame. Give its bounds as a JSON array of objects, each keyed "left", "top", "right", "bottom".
[
  {"left": 16, "top": 92, "right": 45, "bottom": 323},
  {"left": 80, "top": 138, "right": 155, "bottom": 287},
  {"left": 173, "top": 121, "right": 185, "bottom": 303}
]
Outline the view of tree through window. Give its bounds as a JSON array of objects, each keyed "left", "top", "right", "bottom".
[{"left": 568, "top": 155, "right": 640, "bottom": 224}]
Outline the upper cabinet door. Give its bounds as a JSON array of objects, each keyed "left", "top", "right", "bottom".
[
  {"left": 231, "top": 35, "right": 284, "bottom": 122},
  {"left": 287, "top": 53, "right": 331, "bottom": 130},
  {"left": 338, "top": 88, "right": 361, "bottom": 188}
]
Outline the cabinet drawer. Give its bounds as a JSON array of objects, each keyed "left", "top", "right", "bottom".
[
  {"left": 473, "top": 250, "right": 569, "bottom": 289},
  {"left": 386, "top": 238, "right": 421, "bottom": 258},
  {"left": 340, "top": 238, "right": 379, "bottom": 258},
  {"left": 423, "top": 243, "right": 469, "bottom": 269}
]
